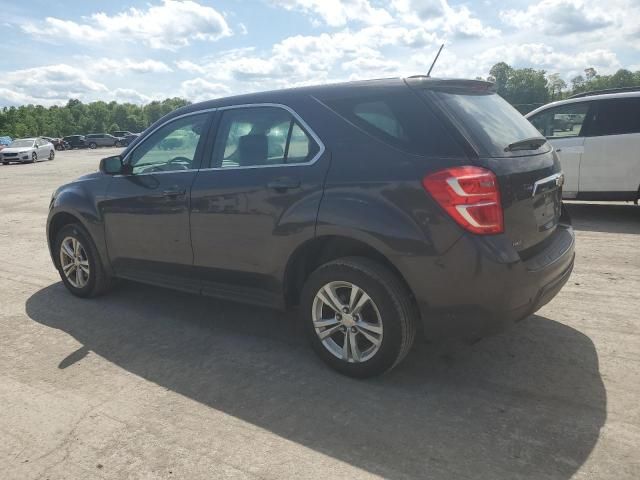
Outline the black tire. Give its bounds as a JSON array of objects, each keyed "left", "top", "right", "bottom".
[
  {"left": 89, "top": 142, "right": 97, "bottom": 149},
  {"left": 2, "top": 162, "right": 8, "bottom": 165},
  {"left": 53, "top": 223, "right": 113, "bottom": 298},
  {"left": 31, "top": 152, "right": 37, "bottom": 163},
  {"left": 55, "top": 145, "right": 63, "bottom": 151},
  {"left": 49, "top": 150, "right": 55, "bottom": 161},
  {"left": 115, "top": 141, "right": 122, "bottom": 147},
  {"left": 300, "top": 257, "right": 417, "bottom": 378}
]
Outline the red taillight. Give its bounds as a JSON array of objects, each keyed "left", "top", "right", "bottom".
[{"left": 422, "top": 166, "right": 503, "bottom": 235}]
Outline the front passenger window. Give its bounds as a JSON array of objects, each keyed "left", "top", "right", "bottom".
[
  {"left": 529, "top": 103, "right": 590, "bottom": 139},
  {"left": 129, "top": 113, "right": 208, "bottom": 175}
]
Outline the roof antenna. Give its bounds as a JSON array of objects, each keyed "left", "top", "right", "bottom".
[{"left": 426, "top": 44, "right": 445, "bottom": 78}]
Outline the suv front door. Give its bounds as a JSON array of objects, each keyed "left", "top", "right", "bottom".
[
  {"left": 190, "top": 105, "right": 328, "bottom": 306},
  {"left": 101, "top": 111, "right": 212, "bottom": 290},
  {"left": 528, "top": 101, "right": 591, "bottom": 198}
]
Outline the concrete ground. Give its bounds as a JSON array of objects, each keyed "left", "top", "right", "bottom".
[{"left": 0, "top": 147, "right": 638, "bottom": 480}]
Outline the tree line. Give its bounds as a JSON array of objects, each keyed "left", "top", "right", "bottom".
[
  {"left": 1, "top": 64, "right": 640, "bottom": 138},
  {"left": 0, "top": 97, "right": 190, "bottom": 139},
  {"left": 485, "top": 64, "right": 640, "bottom": 113}
]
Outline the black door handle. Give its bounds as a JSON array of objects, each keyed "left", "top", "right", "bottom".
[
  {"left": 162, "top": 188, "right": 186, "bottom": 198},
  {"left": 267, "top": 178, "right": 301, "bottom": 192}
]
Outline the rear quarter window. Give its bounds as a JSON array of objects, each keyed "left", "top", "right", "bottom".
[{"left": 319, "top": 89, "right": 465, "bottom": 157}]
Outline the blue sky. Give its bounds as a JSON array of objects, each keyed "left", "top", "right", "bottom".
[{"left": 1, "top": 0, "right": 638, "bottom": 107}]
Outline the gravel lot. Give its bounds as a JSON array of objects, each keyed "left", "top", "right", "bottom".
[{"left": 1, "top": 147, "right": 639, "bottom": 480}]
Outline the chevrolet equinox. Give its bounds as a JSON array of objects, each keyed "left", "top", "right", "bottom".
[{"left": 47, "top": 78, "right": 575, "bottom": 377}]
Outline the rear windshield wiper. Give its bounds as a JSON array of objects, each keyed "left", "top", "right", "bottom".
[{"left": 504, "top": 137, "right": 547, "bottom": 152}]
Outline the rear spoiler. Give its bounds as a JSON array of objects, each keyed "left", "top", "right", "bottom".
[{"left": 404, "top": 77, "right": 497, "bottom": 94}]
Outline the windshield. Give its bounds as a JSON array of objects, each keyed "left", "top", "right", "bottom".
[
  {"left": 9, "top": 140, "right": 35, "bottom": 148},
  {"left": 425, "top": 91, "right": 547, "bottom": 157}
]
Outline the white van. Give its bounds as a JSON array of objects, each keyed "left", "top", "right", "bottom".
[{"left": 526, "top": 90, "right": 640, "bottom": 202}]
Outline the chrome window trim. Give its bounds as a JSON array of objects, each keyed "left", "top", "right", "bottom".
[
  {"left": 118, "top": 108, "right": 217, "bottom": 177},
  {"left": 115, "top": 103, "right": 324, "bottom": 177},
  {"left": 199, "top": 102, "right": 325, "bottom": 171}
]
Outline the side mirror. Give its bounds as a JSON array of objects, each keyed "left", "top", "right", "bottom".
[{"left": 100, "top": 155, "right": 124, "bottom": 175}]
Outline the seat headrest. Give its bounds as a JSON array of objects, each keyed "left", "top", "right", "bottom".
[{"left": 238, "top": 134, "right": 268, "bottom": 166}]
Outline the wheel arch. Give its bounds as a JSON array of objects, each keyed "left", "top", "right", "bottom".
[
  {"left": 283, "top": 235, "right": 416, "bottom": 309},
  {"left": 47, "top": 211, "right": 87, "bottom": 268}
]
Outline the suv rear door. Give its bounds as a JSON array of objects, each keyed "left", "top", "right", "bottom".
[
  {"left": 580, "top": 97, "right": 640, "bottom": 195},
  {"left": 189, "top": 104, "right": 328, "bottom": 306}
]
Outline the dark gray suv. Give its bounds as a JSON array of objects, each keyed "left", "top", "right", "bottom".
[
  {"left": 85, "top": 133, "right": 122, "bottom": 149},
  {"left": 47, "top": 78, "right": 575, "bottom": 377}
]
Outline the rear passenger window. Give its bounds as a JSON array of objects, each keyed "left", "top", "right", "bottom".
[
  {"left": 321, "top": 90, "right": 464, "bottom": 157},
  {"left": 589, "top": 98, "right": 640, "bottom": 136},
  {"left": 213, "top": 107, "right": 320, "bottom": 168}
]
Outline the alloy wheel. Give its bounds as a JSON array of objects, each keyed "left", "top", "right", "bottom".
[
  {"left": 312, "top": 281, "right": 383, "bottom": 363},
  {"left": 59, "top": 236, "right": 90, "bottom": 288}
]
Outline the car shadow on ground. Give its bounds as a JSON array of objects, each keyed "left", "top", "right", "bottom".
[
  {"left": 26, "top": 283, "right": 606, "bottom": 479},
  {"left": 566, "top": 202, "right": 640, "bottom": 234}
]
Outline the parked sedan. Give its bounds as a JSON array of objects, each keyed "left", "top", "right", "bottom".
[{"left": 1, "top": 137, "right": 55, "bottom": 164}]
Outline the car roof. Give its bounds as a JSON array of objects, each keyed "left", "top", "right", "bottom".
[
  {"left": 526, "top": 90, "right": 640, "bottom": 117},
  {"left": 164, "top": 77, "right": 493, "bottom": 120}
]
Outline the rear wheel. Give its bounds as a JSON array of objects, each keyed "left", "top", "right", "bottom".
[
  {"left": 301, "top": 257, "right": 416, "bottom": 378},
  {"left": 54, "top": 223, "right": 113, "bottom": 298},
  {"left": 89, "top": 142, "right": 97, "bottom": 149},
  {"left": 115, "top": 141, "right": 122, "bottom": 147}
]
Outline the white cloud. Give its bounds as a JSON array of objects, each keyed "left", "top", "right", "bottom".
[
  {"left": 89, "top": 58, "right": 173, "bottom": 75},
  {"left": 0, "top": 64, "right": 107, "bottom": 106},
  {"left": 272, "top": 0, "right": 393, "bottom": 27},
  {"left": 179, "top": 78, "right": 231, "bottom": 102},
  {"left": 500, "top": 0, "right": 612, "bottom": 35},
  {"left": 410, "top": 43, "right": 621, "bottom": 81},
  {"left": 109, "top": 88, "right": 154, "bottom": 104},
  {"left": 22, "top": 0, "right": 232, "bottom": 50},
  {"left": 392, "top": 0, "right": 499, "bottom": 38},
  {"left": 174, "top": 60, "right": 207, "bottom": 75}
]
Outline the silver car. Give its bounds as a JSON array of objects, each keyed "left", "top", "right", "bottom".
[{"left": 1, "top": 137, "right": 55, "bottom": 164}]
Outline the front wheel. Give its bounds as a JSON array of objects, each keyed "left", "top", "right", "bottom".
[
  {"left": 31, "top": 152, "right": 37, "bottom": 163},
  {"left": 49, "top": 150, "right": 55, "bottom": 160},
  {"left": 54, "top": 224, "right": 113, "bottom": 297},
  {"left": 301, "top": 257, "right": 417, "bottom": 378},
  {"left": 89, "top": 142, "right": 97, "bottom": 149}
]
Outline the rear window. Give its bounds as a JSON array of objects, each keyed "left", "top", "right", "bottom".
[
  {"left": 321, "top": 89, "right": 465, "bottom": 157},
  {"left": 425, "top": 91, "right": 548, "bottom": 157}
]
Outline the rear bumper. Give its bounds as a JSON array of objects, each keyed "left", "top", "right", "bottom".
[{"left": 399, "top": 224, "right": 575, "bottom": 341}]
